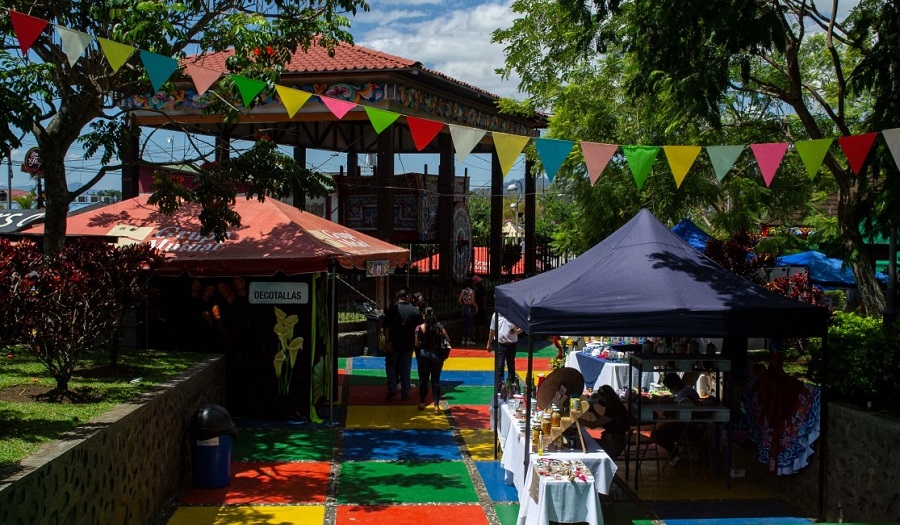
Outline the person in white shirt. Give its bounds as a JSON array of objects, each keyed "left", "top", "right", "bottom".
[{"left": 486, "top": 312, "right": 522, "bottom": 389}]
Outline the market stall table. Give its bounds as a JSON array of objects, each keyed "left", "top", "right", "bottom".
[{"left": 518, "top": 458, "right": 603, "bottom": 525}]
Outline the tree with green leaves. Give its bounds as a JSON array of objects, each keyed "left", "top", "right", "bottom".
[
  {"left": 1, "top": 0, "right": 368, "bottom": 253},
  {"left": 494, "top": 0, "right": 896, "bottom": 316}
]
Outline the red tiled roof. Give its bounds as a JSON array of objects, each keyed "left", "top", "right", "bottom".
[{"left": 186, "top": 40, "right": 498, "bottom": 99}]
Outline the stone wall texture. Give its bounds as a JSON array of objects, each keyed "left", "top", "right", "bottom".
[
  {"left": 0, "top": 355, "right": 225, "bottom": 525},
  {"left": 759, "top": 402, "right": 900, "bottom": 522}
]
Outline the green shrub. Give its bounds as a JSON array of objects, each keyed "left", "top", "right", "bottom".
[{"left": 807, "top": 312, "right": 900, "bottom": 408}]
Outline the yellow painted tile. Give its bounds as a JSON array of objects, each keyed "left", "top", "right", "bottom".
[
  {"left": 460, "top": 429, "right": 500, "bottom": 460},
  {"left": 442, "top": 357, "right": 495, "bottom": 371},
  {"left": 168, "top": 505, "right": 325, "bottom": 525},
  {"left": 344, "top": 405, "right": 451, "bottom": 430}
]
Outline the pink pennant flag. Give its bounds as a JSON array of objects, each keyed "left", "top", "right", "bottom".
[
  {"left": 580, "top": 142, "right": 618, "bottom": 185},
  {"left": 837, "top": 132, "right": 878, "bottom": 175},
  {"left": 406, "top": 116, "right": 444, "bottom": 151},
  {"left": 750, "top": 142, "right": 789, "bottom": 187},
  {"left": 320, "top": 96, "right": 357, "bottom": 119},
  {"left": 185, "top": 62, "right": 223, "bottom": 96},
  {"left": 9, "top": 10, "right": 48, "bottom": 54}
]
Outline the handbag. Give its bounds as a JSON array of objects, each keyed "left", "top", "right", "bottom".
[{"left": 440, "top": 336, "right": 452, "bottom": 360}]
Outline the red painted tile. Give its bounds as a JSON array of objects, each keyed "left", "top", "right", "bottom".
[
  {"left": 336, "top": 504, "right": 489, "bottom": 525},
  {"left": 449, "top": 404, "right": 492, "bottom": 430},
  {"left": 181, "top": 461, "right": 330, "bottom": 505}
]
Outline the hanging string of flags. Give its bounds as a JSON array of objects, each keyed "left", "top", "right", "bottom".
[{"left": 7, "top": 9, "right": 900, "bottom": 188}]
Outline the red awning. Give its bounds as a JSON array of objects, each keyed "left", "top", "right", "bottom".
[
  {"left": 27, "top": 195, "right": 409, "bottom": 277},
  {"left": 411, "top": 246, "right": 533, "bottom": 275}
]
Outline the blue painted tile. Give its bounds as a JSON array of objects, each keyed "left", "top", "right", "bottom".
[{"left": 342, "top": 429, "right": 462, "bottom": 461}]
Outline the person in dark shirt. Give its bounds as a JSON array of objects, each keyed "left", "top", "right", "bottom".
[{"left": 383, "top": 289, "right": 423, "bottom": 400}]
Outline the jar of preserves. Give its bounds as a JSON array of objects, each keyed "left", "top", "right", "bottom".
[
  {"left": 541, "top": 412, "right": 552, "bottom": 435},
  {"left": 550, "top": 404, "right": 561, "bottom": 427}
]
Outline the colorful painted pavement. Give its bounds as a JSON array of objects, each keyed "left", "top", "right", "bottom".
[{"left": 165, "top": 341, "right": 818, "bottom": 525}]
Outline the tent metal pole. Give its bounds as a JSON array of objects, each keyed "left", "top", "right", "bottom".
[
  {"left": 524, "top": 334, "right": 533, "bottom": 475},
  {"left": 329, "top": 258, "right": 338, "bottom": 426},
  {"left": 818, "top": 334, "right": 828, "bottom": 519},
  {"left": 492, "top": 311, "right": 500, "bottom": 459}
]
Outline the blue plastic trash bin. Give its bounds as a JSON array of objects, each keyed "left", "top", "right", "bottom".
[{"left": 189, "top": 404, "right": 237, "bottom": 488}]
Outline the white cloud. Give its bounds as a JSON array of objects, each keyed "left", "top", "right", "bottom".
[{"left": 352, "top": 1, "right": 524, "bottom": 99}]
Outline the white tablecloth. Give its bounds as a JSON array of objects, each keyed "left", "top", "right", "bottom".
[
  {"left": 566, "top": 351, "right": 656, "bottom": 393},
  {"left": 496, "top": 403, "right": 617, "bottom": 500},
  {"left": 517, "top": 461, "right": 604, "bottom": 525}
]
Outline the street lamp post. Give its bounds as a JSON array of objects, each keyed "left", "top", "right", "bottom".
[{"left": 507, "top": 181, "right": 523, "bottom": 250}]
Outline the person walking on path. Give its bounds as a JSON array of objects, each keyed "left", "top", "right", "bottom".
[
  {"left": 383, "top": 289, "right": 422, "bottom": 400},
  {"left": 486, "top": 312, "right": 522, "bottom": 389},
  {"left": 414, "top": 307, "right": 451, "bottom": 413},
  {"left": 458, "top": 279, "right": 478, "bottom": 346}
]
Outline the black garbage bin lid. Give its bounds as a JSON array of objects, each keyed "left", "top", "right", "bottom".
[{"left": 191, "top": 403, "right": 237, "bottom": 440}]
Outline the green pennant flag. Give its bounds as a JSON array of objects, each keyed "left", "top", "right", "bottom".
[
  {"left": 97, "top": 37, "right": 136, "bottom": 73},
  {"left": 794, "top": 138, "right": 833, "bottom": 180},
  {"left": 364, "top": 106, "right": 401, "bottom": 134},
  {"left": 622, "top": 145, "right": 660, "bottom": 190},
  {"left": 230, "top": 75, "right": 267, "bottom": 108}
]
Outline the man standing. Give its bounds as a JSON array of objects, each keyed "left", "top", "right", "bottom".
[
  {"left": 383, "top": 289, "right": 422, "bottom": 400},
  {"left": 486, "top": 312, "right": 522, "bottom": 389}
]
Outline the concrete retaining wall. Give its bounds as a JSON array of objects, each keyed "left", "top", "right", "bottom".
[{"left": 0, "top": 355, "right": 226, "bottom": 525}]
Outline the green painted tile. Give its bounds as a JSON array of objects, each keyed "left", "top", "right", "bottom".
[
  {"left": 494, "top": 503, "right": 520, "bottom": 525},
  {"left": 337, "top": 461, "right": 478, "bottom": 504},
  {"left": 443, "top": 385, "right": 494, "bottom": 406},
  {"left": 232, "top": 429, "right": 337, "bottom": 462},
  {"left": 344, "top": 371, "right": 388, "bottom": 386}
]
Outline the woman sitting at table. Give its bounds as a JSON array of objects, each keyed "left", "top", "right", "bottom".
[
  {"left": 582, "top": 385, "right": 634, "bottom": 459},
  {"left": 651, "top": 373, "right": 704, "bottom": 464}
]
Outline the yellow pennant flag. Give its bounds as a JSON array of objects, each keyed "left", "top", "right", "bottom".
[
  {"left": 275, "top": 85, "right": 313, "bottom": 118},
  {"left": 493, "top": 132, "right": 531, "bottom": 176},
  {"left": 97, "top": 37, "right": 136, "bottom": 73},
  {"left": 663, "top": 146, "right": 701, "bottom": 188}
]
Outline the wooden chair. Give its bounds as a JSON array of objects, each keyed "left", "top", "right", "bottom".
[{"left": 671, "top": 423, "right": 713, "bottom": 475}]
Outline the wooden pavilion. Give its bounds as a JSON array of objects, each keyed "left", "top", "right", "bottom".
[{"left": 122, "top": 41, "right": 547, "bottom": 301}]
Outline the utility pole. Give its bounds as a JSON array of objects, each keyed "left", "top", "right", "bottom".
[{"left": 5, "top": 148, "right": 11, "bottom": 209}]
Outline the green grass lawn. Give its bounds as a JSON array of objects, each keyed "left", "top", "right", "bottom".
[{"left": 0, "top": 346, "right": 204, "bottom": 473}]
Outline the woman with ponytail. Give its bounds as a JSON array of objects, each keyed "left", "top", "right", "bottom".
[{"left": 414, "top": 307, "right": 450, "bottom": 413}]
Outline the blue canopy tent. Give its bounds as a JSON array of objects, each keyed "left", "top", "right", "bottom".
[
  {"left": 670, "top": 218, "right": 713, "bottom": 252},
  {"left": 775, "top": 250, "right": 889, "bottom": 287},
  {"left": 492, "top": 209, "right": 830, "bottom": 508}
]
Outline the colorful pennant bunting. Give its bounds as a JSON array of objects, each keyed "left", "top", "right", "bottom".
[
  {"left": 794, "top": 138, "right": 833, "bottom": 180},
  {"left": 139, "top": 51, "right": 179, "bottom": 91},
  {"left": 231, "top": 75, "right": 267, "bottom": 108},
  {"left": 184, "top": 63, "right": 223, "bottom": 96},
  {"left": 623, "top": 146, "right": 660, "bottom": 190},
  {"left": 580, "top": 142, "right": 618, "bottom": 186},
  {"left": 406, "top": 116, "right": 445, "bottom": 151},
  {"left": 883, "top": 128, "right": 900, "bottom": 171},
  {"left": 9, "top": 10, "right": 47, "bottom": 54},
  {"left": 364, "top": 107, "right": 401, "bottom": 134},
  {"left": 448, "top": 125, "right": 486, "bottom": 162},
  {"left": 97, "top": 38, "right": 136, "bottom": 73},
  {"left": 706, "top": 145, "right": 744, "bottom": 182},
  {"left": 751, "top": 142, "right": 789, "bottom": 187},
  {"left": 56, "top": 26, "right": 92, "bottom": 67},
  {"left": 838, "top": 132, "right": 878, "bottom": 175},
  {"left": 320, "top": 96, "right": 357, "bottom": 119},
  {"left": 493, "top": 132, "right": 531, "bottom": 177},
  {"left": 534, "top": 138, "right": 575, "bottom": 183},
  {"left": 663, "top": 145, "right": 701, "bottom": 189},
  {"left": 274, "top": 85, "right": 313, "bottom": 118}
]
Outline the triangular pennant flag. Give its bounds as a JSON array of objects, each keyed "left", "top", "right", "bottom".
[
  {"left": 493, "top": 132, "right": 531, "bottom": 176},
  {"left": 706, "top": 145, "right": 744, "bottom": 182},
  {"left": 663, "top": 145, "right": 701, "bottom": 189},
  {"left": 230, "top": 75, "right": 267, "bottom": 108},
  {"left": 275, "top": 85, "right": 313, "bottom": 118},
  {"left": 448, "top": 125, "right": 486, "bottom": 162},
  {"left": 622, "top": 146, "right": 660, "bottom": 190},
  {"left": 364, "top": 106, "right": 401, "bottom": 134},
  {"left": 883, "top": 128, "right": 900, "bottom": 171},
  {"left": 97, "top": 38, "right": 136, "bottom": 73},
  {"left": 140, "top": 50, "right": 179, "bottom": 91},
  {"left": 9, "top": 11, "right": 48, "bottom": 54},
  {"left": 580, "top": 142, "right": 617, "bottom": 185},
  {"left": 838, "top": 132, "right": 878, "bottom": 175},
  {"left": 534, "top": 138, "right": 575, "bottom": 183},
  {"left": 406, "top": 116, "right": 445, "bottom": 151},
  {"left": 794, "top": 138, "right": 833, "bottom": 179},
  {"left": 184, "top": 62, "right": 222, "bottom": 96},
  {"left": 320, "top": 96, "right": 357, "bottom": 119},
  {"left": 750, "top": 142, "right": 789, "bottom": 187},
  {"left": 56, "top": 26, "right": 92, "bottom": 66}
]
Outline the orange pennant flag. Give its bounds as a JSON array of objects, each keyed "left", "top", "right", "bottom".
[
  {"left": 406, "top": 116, "right": 445, "bottom": 151},
  {"left": 580, "top": 142, "right": 618, "bottom": 185},
  {"left": 9, "top": 10, "right": 48, "bottom": 54},
  {"left": 185, "top": 63, "right": 223, "bottom": 96}
]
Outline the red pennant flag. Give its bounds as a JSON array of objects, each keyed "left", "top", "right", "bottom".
[
  {"left": 837, "top": 132, "right": 878, "bottom": 175},
  {"left": 9, "top": 10, "right": 49, "bottom": 54},
  {"left": 406, "top": 116, "right": 444, "bottom": 151}
]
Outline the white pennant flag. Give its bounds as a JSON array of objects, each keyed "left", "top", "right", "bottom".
[
  {"left": 56, "top": 25, "right": 93, "bottom": 67},
  {"left": 883, "top": 128, "right": 900, "bottom": 171},
  {"left": 449, "top": 124, "right": 486, "bottom": 162}
]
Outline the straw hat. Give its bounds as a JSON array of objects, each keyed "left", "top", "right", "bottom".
[{"left": 536, "top": 367, "right": 585, "bottom": 410}]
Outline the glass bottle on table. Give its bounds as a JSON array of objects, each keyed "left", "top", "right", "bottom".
[{"left": 537, "top": 432, "right": 544, "bottom": 456}]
